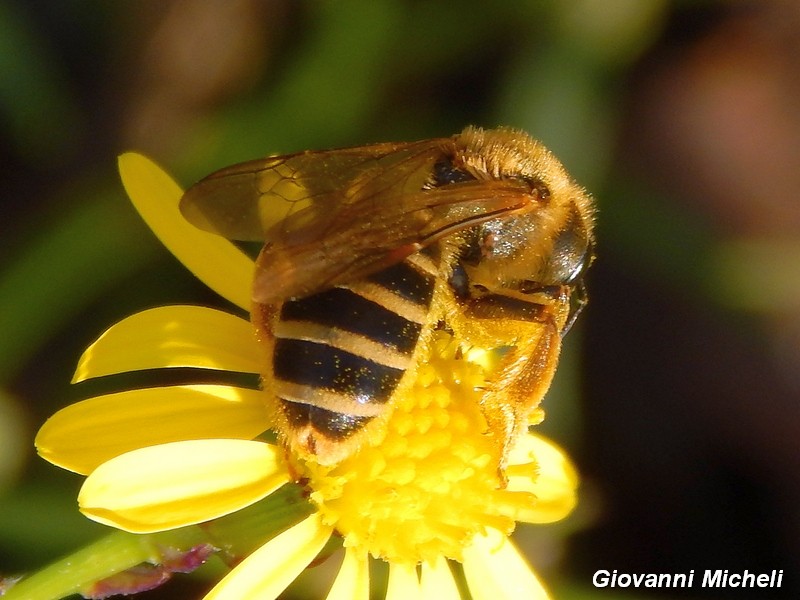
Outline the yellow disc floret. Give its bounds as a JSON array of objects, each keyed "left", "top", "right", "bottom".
[{"left": 294, "top": 331, "right": 540, "bottom": 565}]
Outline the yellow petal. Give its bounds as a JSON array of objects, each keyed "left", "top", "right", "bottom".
[
  {"left": 36, "top": 385, "right": 269, "bottom": 474},
  {"left": 204, "top": 512, "right": 332, "bottom": 600},
  {"left": 325, "top": 547, "right": 369, "bottom": 600},
  {"left": 506, "top": 433, "right": 579, "bottom": 524},
  {"left": 386, "top": 562, "right": 420, "bottom": 600},
  {"left": 118, "top": 152, "right": 254, "bottom": 310},
  {"left": 73, "top": 306, "right": 262, "bottom": 382},
  {"left": 79, "top": 439, "right": 288, "bottom": 532},
  {"left": 420, "top": 556, "right": 460, "bottom": 600},
  {"left": 462, "top": 529, "right": 550, "bottom": 600}
]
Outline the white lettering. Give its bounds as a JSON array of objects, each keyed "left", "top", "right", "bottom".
[
  {"left": 703, "top": 570, "right": 724, "bottom": 587},
  {"left": 593, "top": 571, "right": 697, "bottom": 588},
  {"left": 595, "top": 568, "right": 782, "bottom": 589},
  {"left": 593, "top": 570, "right": 610, "bottom": 587},
  {"left": 667, "top": 571, "right": 693, "bottom": 587}
]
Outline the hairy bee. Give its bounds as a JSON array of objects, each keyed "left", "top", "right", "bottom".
[{"left": 181, "top": 126, "right": 594, "bottom": 465}]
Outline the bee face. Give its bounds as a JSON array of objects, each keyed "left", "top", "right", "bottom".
[{"left": 181, "top": 126, "right": 595, "bottom": 466}]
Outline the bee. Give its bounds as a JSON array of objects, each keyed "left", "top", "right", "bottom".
[{"left": 181, "top": 126, "right": 594, "bottom": 466}]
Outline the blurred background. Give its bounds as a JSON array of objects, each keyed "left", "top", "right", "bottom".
[{"left": 2, "top": 1, "right": 799, "bottom": 598}]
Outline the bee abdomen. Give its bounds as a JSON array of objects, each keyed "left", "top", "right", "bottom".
[
  {"left": 274, "top": 338, "right": 405, "bottom": 405},
  {"left": 272, "top": 256, "right": 437, "bottom": 441}
]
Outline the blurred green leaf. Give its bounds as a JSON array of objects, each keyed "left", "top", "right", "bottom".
[
  {"left": 0, "top": 2, "right": 80, "bottom": 160},
  {"left": 183, "top": 0, "right": 405, "bottom": 168},
  {"left": 496, "top": 0, "right": 668, "bottom": 184},
  {"left": 0, "top": 182, "right": 160, "bottom": 382},
  {"left": 0, "top": 478, "right": 104, "bottom": 564},
  {"left": 710, "top": 238, "right": 800, "bottom": 312}
]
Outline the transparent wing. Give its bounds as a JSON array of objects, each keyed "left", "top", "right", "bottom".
[
  {"left": 180, "top": 139, "right": 536, "bottom": 302},
  {"left": 251, "top": 177, "right": 534, "bottom": 302},
  {"left": 179, "top": 140, "right": 445, "bottom": 243}
]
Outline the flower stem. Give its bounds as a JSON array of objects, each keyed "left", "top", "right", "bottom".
[
  {"left": 2, "top": 528, "right": 208, "bottom": 600},
  {"left": 4, "top": 484, "right": 313, "bottom": 600}
]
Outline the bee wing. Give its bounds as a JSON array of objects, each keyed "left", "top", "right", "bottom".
[
  {"left": 180, "top": 139, "right": 534, "bottom": 302},
  {"left": 252, "top": 177, "right": 533, "bottom": 302},
  {"left": 180, "top": 140, "right": 443, "bottom": 242}
]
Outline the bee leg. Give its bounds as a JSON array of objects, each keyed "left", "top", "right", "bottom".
[
  {"left": 481, "top": 318, "right": 563, "bottom": 476},
  {"left": 455, "top": 294, "right": 566, "bottom": 478}
]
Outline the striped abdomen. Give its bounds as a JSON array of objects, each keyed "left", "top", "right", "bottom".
[{"left": 270, "top": 251, "right": 439, "bottom": 457}]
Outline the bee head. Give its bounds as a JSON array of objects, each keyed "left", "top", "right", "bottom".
[{"left": 450, "top": 198, "right": 593, "bottom": 307}]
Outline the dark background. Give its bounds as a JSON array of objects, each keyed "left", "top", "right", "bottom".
[{"left": 1, "top": 1, "right": 799, "bottom": 598}]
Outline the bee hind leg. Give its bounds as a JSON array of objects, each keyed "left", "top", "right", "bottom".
[{"left": 482, "top": 320, "right": 562, "bottom": 474}]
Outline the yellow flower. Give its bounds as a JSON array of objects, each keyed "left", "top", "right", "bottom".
[{"left": 35, "top": 153, "right": 579, "bottom": 599}]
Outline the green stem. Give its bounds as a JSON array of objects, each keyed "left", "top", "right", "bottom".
[
  {"left": 203, "top": 482, "right": 314, "bottom": 561},
  {"left": 3, "top": 528, "right": 207, "bottom": 600},
  {"left": 4, "top": 483, "right": 313, "bottom": 600}
]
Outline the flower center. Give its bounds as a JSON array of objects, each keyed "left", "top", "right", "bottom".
[{"left": 292, "top": 332, "right": 536, "bottom": 564}]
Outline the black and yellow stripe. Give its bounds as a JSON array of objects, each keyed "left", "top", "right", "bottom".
[{"left": 273, "top": 252, "right": 438, "bottom": 440}]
